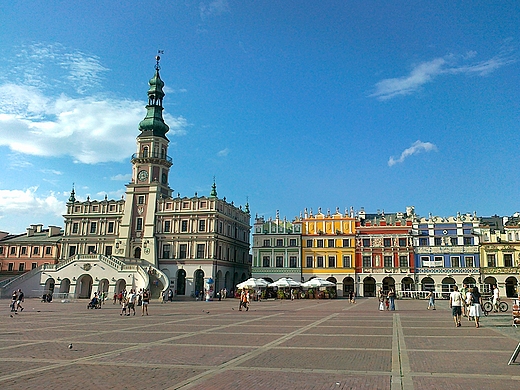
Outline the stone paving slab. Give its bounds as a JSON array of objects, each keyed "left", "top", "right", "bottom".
[
  {"left": 0, "top": 297, "right": 519, "bottom": 390},
  {"left": 197, "top": 370, "right": 391, "bottom": 390}
]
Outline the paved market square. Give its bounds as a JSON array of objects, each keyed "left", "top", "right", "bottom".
[{"left": 0, "top": 297, "right": 519, "bottom": 389}]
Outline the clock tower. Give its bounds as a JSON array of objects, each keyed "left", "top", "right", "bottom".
[{"left": 118, "top": 55, "right": 173, "bottom": 265}]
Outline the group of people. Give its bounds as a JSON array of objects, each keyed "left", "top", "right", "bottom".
[
  {"left": 118, "top": 288, "right": 150, "bottom": 316},
  {"left": 449, "top": 284, "right": 484, "bottom": 328},
  {"left": 378, "top": 288, "right": 396, "bottom": 311},
  {"left": 10, "top": 289, "right": 24, "bottom": 312}
]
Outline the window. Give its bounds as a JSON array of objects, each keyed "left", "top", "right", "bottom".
[
  {"left": 362, "top": 256, "right": 371, "bottom": 267},
  {"left": 487, "top": 254, "right": 496, "bottom": 267},
  {"left": 90, "top": 222, "right": 97, "bottom": 234},
  {"left": 10, "top": 247, "right": 16, "bottom": 255},
  {"left": 384, "top": 256, "right": 393, "bottom": 267},
  {"left": 276, "top": 239, "right": 283, "bottom": 247},
  {"left": 72, "top": 223, "right": 79, "bottom": 234},
  {"left": 328, "top": 256, "right": 336, "bottom": 268},
  {"left": 451, "top": 256, "right": 460, "bottom": 267},
  {"left": 263, "top": 256, "right": 270, "bottom": 267},
  {"left": 87, "top": 246, "right": 96, "bottom": 254},
  {"left": 289, "top": 238, "right": 297, "bottom": 247},
  {"left": 164, "top": 220, "right": 171, "bottom": 233},
  {"left": 289, "top": 256, "right": 297, "bottom": 268},
  {"left": 136, "top": 218, "right": 143, "bottom": 231},
  {"left": 383, "top": 238, "right": 391, "bottom": 247},
  {"left": 8, "top": 263, "right": 14, "bottom": 271},
  {"left": 0, "top": 247, "right": 3, "bottom": 255},
  {"left": 421, "top": 256, "right": 429, "bottom": 266},
  {"left": 450, "top": 237, "right": 457, "bottom": 246},
  {"left": 399, "top": 255, "right": 408, "bottom": 267},
  {"left": 179, "top": 244, "right": 187, "bottom": 259},
  {"left": 69, "top": 246, "right": 77, "bottom": 257},
  {"left": 163, "top": 244, "right": 170, "bottom": 259},
  {"left": 434, "top": 237, "right": 442, "bottom": 246},
  {"left": 317, "top": 256, "right": 324, "bottom": 267},
  {"left": 138, "top": 195, "right": 145, "bottom": 205},
  {"left": 328, "top": 239, "right": 335, "bottom": 248},
  {"left": 105, "top": 246, "right": 112, "bottom": 256},
  {"left": 108, "top": 222, "right": 115, "bottom": 233},
  {"left": 182, "top": 202, "right": 189, "bottom": 209},
  {"left": 343, "top": 239, "right": 350, "bottom": 247},
  {"left": 181, "top": 220, "right": 188, "bottom": 232},
  {"left": 362, "top": 239, "right": 370, "bottom": 247},
  {"left": 465, "top": 256, "right": 474, "bottom": 268},
  {"left": 110, "top": 205, "right": 115, "bottom": 211},
  {"left": 306, "top": 256, "right": 313, "bottom": 268},
  {"left": 198, "top": 220, "right": 206, "bottom": 232},
  {"left": 263, "top": 239, "right": 270, "bottom": 247},
  {"left": 31, "top": 262, "right": 37, "bottom": 269},
  {"left": 343, "top": 255, "right": 351, "bottom": 268},
  {"left": 19, "top": 263, "right": 25, "bottom": 272},
  {"left": 21, "top": 247, "right": 27, "bottom": 255},
  {"left": 504, "top": 253, "right": 513, "bottom": 267},
  {"left": 463, "top": 237, "right": 472, "bottom": 245},
  {"left": 276, "top": 256, "right": 283, "bottom": 267},
  {"left": 317, "top": 239, "right": 324, "bottom": 248},
  {"left": 419, "top": 238, "right": 428, "bottom": 246},
  {"left": 306, "top": 239, "right": 313, "bottom": 248},
  {"left": 197, "top": 244, "right": 205, "bottom": 259},
  {"left": 398, "top": 238, "right": 407, "bottom": 247},
  {"left": 33, "top": 247, "right": 39, "bottom": 255}
]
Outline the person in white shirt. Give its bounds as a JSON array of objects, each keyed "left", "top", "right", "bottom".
[
  {"left": 449, "top": 285, "right": 463, "bottom": 327},
  {"left": 492, "top": 285, "right": 500, "bottom": 312}
]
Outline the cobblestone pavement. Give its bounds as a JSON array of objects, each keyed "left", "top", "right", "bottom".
[{"left": 0, "top": 297, "right": 518, "bottom": 389}]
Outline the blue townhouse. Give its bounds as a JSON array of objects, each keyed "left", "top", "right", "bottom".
[{"left": 413, "top": 213, "right": 480, "bottom": 294}]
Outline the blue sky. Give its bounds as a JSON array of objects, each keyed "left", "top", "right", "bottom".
[{"left": 0, "top": 1, "right": 519, "bottom": 234}]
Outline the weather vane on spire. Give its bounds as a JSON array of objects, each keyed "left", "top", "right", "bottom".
[{"left": 155, "top": 50, "right": 164, "bottom": 70}]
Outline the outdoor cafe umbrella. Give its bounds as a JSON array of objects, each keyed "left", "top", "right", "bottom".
[
  {"left": 268, "top": 277, "right": 301, "bottom": 288},
  {"left": 236, "top": 278, "right": 269, "bottom": 289},
  {"left": 301, "top": 278, "right": 335, "bottom": 288}
]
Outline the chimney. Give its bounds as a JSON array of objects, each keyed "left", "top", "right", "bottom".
[
  {"left": 26, "top": 227, "right": 35, "bottom": 237},
  {"left": 48, "top": 226, "right": 61, "bottom": 237}
]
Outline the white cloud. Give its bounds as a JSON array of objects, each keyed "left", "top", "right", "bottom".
[
  {"left": 0, "top": 187, "right": 66, "bottom": 217},
  {"left": 388, "top": 140, "right": 437, "bottom": 167},
  {"left": 0, "top": 86, "right": 188, "bottom": 164},
  {"left": 200, "top": 0, "right": 229, "bottom": 21},
  {"left": 371, "top": 50, "right": 515, "bottom": 100},
  {"left": 110, "top": 173, "right": 132, "bottom": 181},
  {"left": 217, "top": 148, "right": 230, "bottom": 157}
]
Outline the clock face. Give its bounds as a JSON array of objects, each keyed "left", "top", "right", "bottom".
[{"left": 138, "top": 170, "right": 149, "bottom": 181}]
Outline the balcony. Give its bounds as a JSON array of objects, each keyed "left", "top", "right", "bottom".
[
  {"left": 361, "top": 267, "right": 413, "bottom": 274},
  {"left": 481, "top": 267, "right": 520, "bottom": 275},
  {"left": 416, "top": 267, "right": 480, "bottom": 274},
  {"left": 131, "top": 152, "right": 172, "bottom": 167}
]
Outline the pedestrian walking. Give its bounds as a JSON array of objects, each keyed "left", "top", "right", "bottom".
[
  {"left": 378, "top": 288, "right": 385, "bottom": 311},
  {"left": 349, "top": 290, "right": 356, "bottom": 304},
  {"left": 10, "top": 290, "right": 17, "bottom": 312},
  {"left": 120, "top": 296, "right": 127, "bottom": 316},
  {"left": 142, "top": 289, "right": 150, "bottom": 315},
  {"left": 450, "top": 285, "right": 463, "bottom": 327},
  {"left": 239, "top": 290, "right": 246, "bottom": 311},
  {"left": 460, "top": 283, "right": 469, "bottom": 318},
  {"left": 388, "top": 288, "right": 395, "bottom": 311},
  {"left": 127, "top": 289, "right": 136, "bottom": 316},
  {"left": 427, "top": 290, "right": 435, "bottom": 310},
  {"left": 16, "top": 289, "right": 25, "bottom": 312},
  {"left": 469, "top": 286, "right": 484, "bottom": 328},
  {"left": 492, "top": 285, "right": 500, "bottom": 312}
]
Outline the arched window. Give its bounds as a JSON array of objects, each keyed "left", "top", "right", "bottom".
[{"left": 142, "top": 147, "right": 149, "bottom": 158}]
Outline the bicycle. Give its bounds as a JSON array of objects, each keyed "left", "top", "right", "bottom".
[{"left": 482, "top": 296, "right": 508, "bottom": 314}]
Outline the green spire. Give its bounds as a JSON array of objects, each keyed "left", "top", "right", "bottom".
[
  {"left": 210, "top": 180, "right": 217, "bottom": 198},
  {"left": 68, "top": 184, "right": 76, "bottom": 203},
  {"left": 138, "top": 54, "right": 169, "bottom": 139}
]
